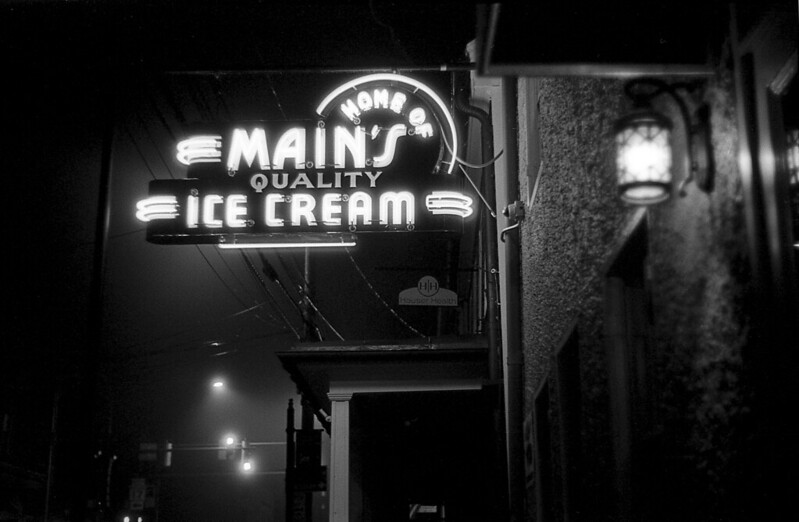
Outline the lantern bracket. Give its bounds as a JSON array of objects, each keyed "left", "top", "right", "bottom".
[{"left": 623, "top": 78, "right": 714, "bottom": 195}]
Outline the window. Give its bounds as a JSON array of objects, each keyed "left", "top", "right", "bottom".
[{"left": 604, "top": 218, "right": 654, "bottom": 520}]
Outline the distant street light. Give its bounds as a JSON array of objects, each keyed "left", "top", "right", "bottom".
[{"left": 211, "top": 379, "right": 225, "bottom": 390}]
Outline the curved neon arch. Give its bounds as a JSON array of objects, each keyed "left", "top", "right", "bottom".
[{"left": 315, "top": 73, "right": 458, "bottom": 174}]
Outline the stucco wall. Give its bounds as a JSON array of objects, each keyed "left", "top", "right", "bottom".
[{"left": 516, "top": 59, "right": 754, "bottom": 520}]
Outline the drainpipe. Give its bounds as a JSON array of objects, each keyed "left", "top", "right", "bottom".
[
  {"left": 455, "top": 97, "right": 501, "bottom": 384},
  {"left": 500, "top": 79, "right": 525, "bottom": 522},
  {"left": 455, "top": 97, "right": 509, "bottom": 520}
]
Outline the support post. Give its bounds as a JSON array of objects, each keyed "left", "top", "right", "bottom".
[
  {"left": 286, "top": 399, "right": 296, "bottom": 522},
  {"left": 327, "top": 392, "right": 352, "bottom": 522}
]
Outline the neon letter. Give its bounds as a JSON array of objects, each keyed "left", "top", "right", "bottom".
[
  {"left": 334, "top": 126, "right": 366, "bottom": 168},
  {"left": 186, "top": 195, "right": 199, "bottom": 228},
  {"left": 357, "top": 91, "right": 373, "bottom": 111},
  {"left": 225, "top": 195, "right": 248, "bottom": 228},
  {"left": 373, "top": 124, "right": 407, "bottom": 167},
  {"left": 390, "top": 92, "right": 407, "bottom": 114},
  {"left": 227, "top": 128, "right": 270, "bottom": 171},
  {"left": 265, "top": 194, "right": 285, "bottom": 227},
  {"left": 408, "top": 107, "right": 426, "bottom": 126},
  {"left": 321, "top": 194, "right": 343, "bottom": 226},
  {"left": 348, "top": 191, "right": 372, "bottom": 226},
  {"left": 379, "top": 191, "right": 415, "bottom": 225},
  {"left": 273, "top": 128, "right": 306, "bottom": 169},
  {"left": 340, "top": 99, "right": 361, "bottom": 122},
  {"left": 271, "top": 173, "right": 288, "bottom": 189},
  {"left": 290, "top": 173, "right": 313, "bottom": 190},
  {"left": 291, "top": 194, "right": 317, "bottom": 226},
  {"left": 202, "top": 195, "right": 224, "bottom": 228},
  {"left": 364, "top": 171, "right": 383, "bottom": 187},
  {"left": 415, "top": 123, "right": 434, "bottom": 138},
  {"left": 373, "top": 89, "right": 389, "bottom": 109},
  {"left": 315, "top": 127, "right": 326, "bottom": 168}
]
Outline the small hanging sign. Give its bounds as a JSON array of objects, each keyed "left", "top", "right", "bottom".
[{"left": 399, "top": 276, "right": 457, "bottom": 307}]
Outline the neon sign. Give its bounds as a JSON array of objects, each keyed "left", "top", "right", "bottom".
[{"left": 136, "top": 74, "right": 472, "bottom": 248}]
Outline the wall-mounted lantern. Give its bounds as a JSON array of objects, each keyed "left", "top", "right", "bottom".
[
  {"left": 614, "top": 79, "right": 714, "bottom": 205},
  {"left": 788, "top": 128, "right": 799, "bottom": 186}
]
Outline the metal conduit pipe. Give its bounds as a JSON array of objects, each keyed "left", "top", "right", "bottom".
[
  {"left": 454, "top": 96, "right": 501, "bottom": 383},
  {"left": 456, "top": 88, "right": 525, "bottom": 522},
  {"left": 499, "top": 79, "right": 525, "bottom": 522},
  {"left": 165, "top": 64, "right": 477, "bottom": 76},
  {"left": 454, "top": 96, "right": 509, "bottom": 520}
]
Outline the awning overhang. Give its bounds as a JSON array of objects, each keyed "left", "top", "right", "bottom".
[{"left": 278, "top": 335, "right": 491, "bottom": 432}]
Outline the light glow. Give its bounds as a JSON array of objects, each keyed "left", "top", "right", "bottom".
[
  {"left": 315, "top": 73, "right": 459, "bottom": 173},
  {"left": 321, "top": 193, "right": 343, "bottom": 225},
  {"left": 348, "top": 191, "right": 372, "bottom": 226},
  {"left": 265, "top": 194, "right": 286, "bottom": 227},
  {"left": 176, "top": 135, "right": 222, "bottom": 165},
  {"left": 273, "top": 127, "right": 306, "bottom": 169},
  {"left": 425, "top": 191, "right": 474, "bottom": 218},
  {"left": 372, "top": 124, "right": 407, "bottom": 167},
  {"left": 315, "top": 126, "right": 326, "bottom": 167},
  {"left": 408, "top": 107, "right": 426, "bottom": 126},
  {"left": 225, "top": 195, "right": 248, "bottom": 228},
  {"left": 290, "top": 194, "right": 317, "bottom": 226},
  {"left": 334, "top": 125, "right": 366, "bottom": 168},
  {"left": 787, "top": 128, "right": 799, "bottom": 185},
  {"left": 614, "top": 111, "right": 673, "bottom": 205},
  {"left": 186, "top": 195, "right": 199, "bottom": 228},
  {"left": 218, "top": 240, "right": 357, "bottom": 249},
  {"left": 135, "top": 196, "right": 178, "bottom": 222},
  {"left": 379, "top": 191, "right": 415, "bottom": 225},
  {"left": 202, "top": 194, "right": 224, "bottom": 228},
  {"left": 227, "top": 128, "right": 270, "bottom": 171}
]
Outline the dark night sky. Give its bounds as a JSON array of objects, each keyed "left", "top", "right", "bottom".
[{"left": 2, "top": 1, "right": 477, "bottom": 518}]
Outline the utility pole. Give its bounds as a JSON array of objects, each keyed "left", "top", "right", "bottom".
[
  {"left": 297, "top": 247, "right": 318, "bottom": 521},
  {"left": 286, "top": 399, "right": 296, "bottom": 522}
]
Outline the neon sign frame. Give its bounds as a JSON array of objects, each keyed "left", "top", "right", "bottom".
[{"left": 136, "top": 74, "right": 470, "bottom": 249}]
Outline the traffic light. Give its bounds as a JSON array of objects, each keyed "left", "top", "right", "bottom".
[
  {"left": 162, "top": 441, "right": 172, "bottom": 467},
  {"left": 240, "top": 439, "right": 254, "bottom": 473},
  {"left": 219, "top": 434, "right": 237, "bottom": 460}
]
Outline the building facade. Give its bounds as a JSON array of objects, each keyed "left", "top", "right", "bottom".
[{"left": 472, "top": 4, "right": 797, "bottom": 521}]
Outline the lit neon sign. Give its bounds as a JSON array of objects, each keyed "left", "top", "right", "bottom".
[{"left": 136, "top": 74, "right": 472, "bottom": 248}]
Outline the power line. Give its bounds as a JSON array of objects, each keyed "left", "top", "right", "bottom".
[
  {"left": 241, "top": 251, "right": 302, "bottom": 340},
  {"left": 344, "top": 247, "right": 426, "bottom": 338}
]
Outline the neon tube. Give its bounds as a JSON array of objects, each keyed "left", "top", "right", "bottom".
[{"left": 316, "top": 73, "right": 458, "bottom": 173}]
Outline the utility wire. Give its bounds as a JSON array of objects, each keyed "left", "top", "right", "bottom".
[
  {"left": 304, "top": 296, "right": 345, "bottom": 341},
  {"left": 111, "top": 299, "right": 281, "bottom": 353},
  {"left": 264, "top": 252, "right": 345, "bottom": 341},
  {"left": 241, "top": 251, "right": 302, "bottom": 340},
  {"left": 344, "top": 247, "right": 425, "bottom": 338},
  {"left": 123, "top": 118, "right": 279, "bottom": 327},
  {"left": 214, "top": 248, "right": 263, "bottom": 308}
]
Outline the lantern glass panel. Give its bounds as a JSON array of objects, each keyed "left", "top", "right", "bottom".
[
  {"left": 615, "top": 113, "right": 672, "bottom": 204},
  {"left": 787, "top": 128, "right": 799, "bottom": 186}
]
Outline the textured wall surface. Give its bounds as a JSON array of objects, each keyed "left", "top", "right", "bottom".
[{"left": 516, "top": 56, "right": 755, "bottom": 520}]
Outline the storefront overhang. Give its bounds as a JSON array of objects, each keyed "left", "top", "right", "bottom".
[
  {"left": 475, "top": 4, "right": 717, "bottom": 77},
  {"left": 277, "top": 335, "right": 490, "bottom": 431}
]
